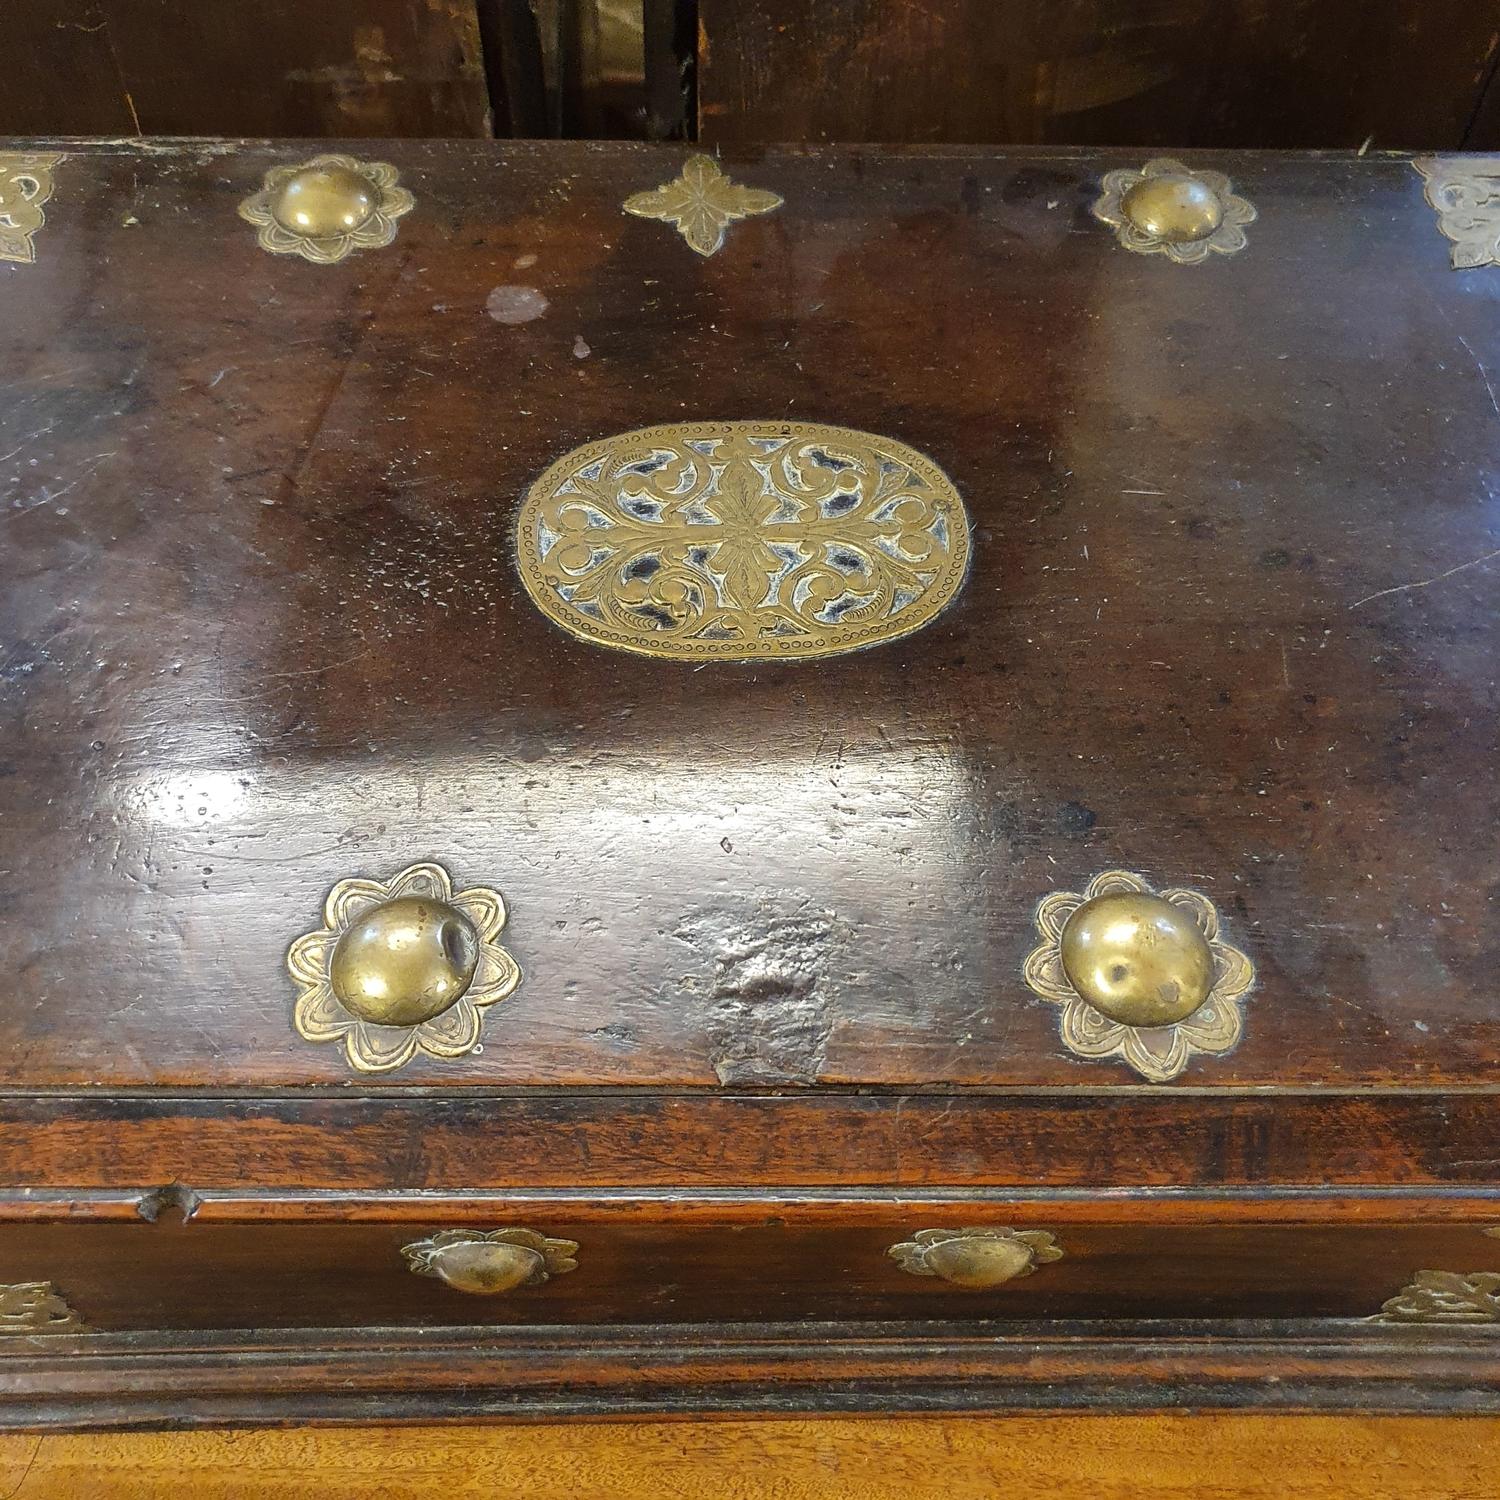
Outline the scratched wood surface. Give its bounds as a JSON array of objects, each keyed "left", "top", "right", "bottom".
[
  {"left": 0, "top": 140, "right": 1497, "bottom": 1096},
  {"left": 0, "top": 1417, "right": 1497, "bottom": 1498}
]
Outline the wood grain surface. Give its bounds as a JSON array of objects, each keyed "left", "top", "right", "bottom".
[
  {"left": 0, "top": 1416, "right": 1496, "bottom": 1498},
  {"left": 8, "top": 1209, "right": 1500, "bottom": 1329},
  {"left": 1, "top": 140, "right": 1497, "bottom": 1095},
  {"left": 697, "top": 0, "right": 1500, "bottom": 150},
  {"left": 0, "top": 2, "right": 491, "bottom": 138}
]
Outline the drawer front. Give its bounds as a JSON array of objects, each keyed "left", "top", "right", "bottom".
[{"left": 1, "top": 1207, "right": 1498, "bottom": 1333}]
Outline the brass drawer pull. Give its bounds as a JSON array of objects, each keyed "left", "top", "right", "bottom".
[
  {"left": 889, "top": 1227, "right": 1062, "bottom": 1289},
  {"left": 402, "top": 1229, "right": 579, "bottom": 1295}
]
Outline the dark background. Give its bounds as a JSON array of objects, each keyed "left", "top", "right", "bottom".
[{"left": 2, "top": 0, "right": 1497, "bottom": 148}]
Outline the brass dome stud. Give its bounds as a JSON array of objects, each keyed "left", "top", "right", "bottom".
[
  {"left": 328, "top": 895, "right": 479, "bottom": 1027},
  {"left": 269, "top": 163, "right": 379, "bottom": 238},
  {"left": 1058, "top": 890, "right": 1214, "bottom": 1028},
  {"left": 1120, "top": 173, "right": 1225, "bottom": 244}
]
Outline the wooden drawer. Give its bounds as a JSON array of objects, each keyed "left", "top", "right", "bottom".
[{"left": 3, "top": 1200, "right": 1498, "bottom": 1333}]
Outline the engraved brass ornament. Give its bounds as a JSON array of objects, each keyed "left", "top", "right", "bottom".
[
  {"left": 402, "top": 1228, "right": 579, "bottom": 1295},
  {"left": 1414, "top": 157, "right": 1500, "bottom": 269},
  {"left": 1092, "top": 158, "right": 1256, "bottom": 263},
  {"left": 1023, "top": 870, "right": 1254, "bottom": 1082},
  {"left": 0, "top": 1281, "right": 85, "bottom": 1335},
  {"left": 889, "top": 1228, "right": 1063, "bottom": 1290},
  {"left": 1376, "top": 1272, "right": 1500, "bottom": 1324},
  {"left": 288, "top": 862, "right": 521, "bottom": 1074},
  {"left": 238, "top": 154, "right": 414, "bottom": 264},
  {"left": 516, "top": 422, "right": 970, "bottom": 662},
  {"left": 0, "top": 153, "right": 63, "bottom": 265},
  {"left": 623, "top": 154, "right": 783, "bottom": 256}
]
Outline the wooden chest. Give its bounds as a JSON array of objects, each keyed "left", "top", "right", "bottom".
[{"left": 0, "top": 137, "right": 1497, "bottom": 1426}]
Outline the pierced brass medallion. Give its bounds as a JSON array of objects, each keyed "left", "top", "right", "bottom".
[
  {"left": 0, "top": 153, "right": 63, "bottom": 265},
  {"left": 0, "top": 1281, "right": 84, "bottom": 1335},
  {"left": 238, "top": 153, "right": 414, "bottom": 264},
  {"left": 402, "top": 1229, "right": 579, "bottom": 1295},
  {"left": 889, "top": 1228, "right": 1062, "bottom": 1290},
  {"left": 623, "top": 154, "right": 782, "bottom": 256},
  {"left": 1092, "top": 158, "right": 1255, "bottom": 263},
  {"left": 516, "top": 422, "right": 970, "bottom": 662},
  {"left": 1414, "top": 157, "right": 1500, "bottom": 269},
  {"left": 287, "top": 862, "right": 521, "bottom": 1074},
  {"left": 1376, "top": 1272, "right": 1500, "bottom": 1324},
  {"left": 1023, "top": 870, "right": 1254, "bottom": 1082}
]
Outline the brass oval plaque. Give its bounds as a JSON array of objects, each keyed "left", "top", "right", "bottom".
[{"left": 515, "top": 422, "right": 971, "bottom": 662}]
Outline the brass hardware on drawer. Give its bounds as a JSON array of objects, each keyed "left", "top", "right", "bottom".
[
  {"left": 622, "top": 154, "right": 783, "bottom": 257},
  {"left": 238, "top": 153, "right": 414, "bottom": 264},
  {"left": 1414, "top": 157, "right": 1500, "bottom": 270},
  {"left": 516, "top": 421, "right": 971, "bottom": 663},
  {"left": 0, "top": 153, "right": 63, "bottom": 265},
  {"left": 0, "top": 1281, "right": 85, "bottom": 1335},
  {"left": 1376, "top": 1271, "right": 1500, "bottom": 1324},
  {"left": 402, "top": 1229, "right": 579, "bottom": 1295},
  {"left": 1092, "top": 158, "right": 1256, "bottom": 263},
  {"left": 287, "top": 862, "right": 521, "bottom": 1074},
  {"left": 1024, "top": 870, "right": 1254, "bottom": 1083},
  {"left": 888, "top": 1228, "right": 1062, "bottom": 1289}
]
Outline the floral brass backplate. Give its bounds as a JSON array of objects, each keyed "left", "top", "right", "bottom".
[
  {"left": 0, "top": 153, "right": 63, "bottom": 265},
  {"left": 1376, "top": 1271, "right": 1500, "bottom": 1324},
  {"left": 1414, "top": 157, "right": 1500, "bottom": 269},
  {"left": 0, "top": 1281, "right": 84, "bottom": 1335},
  {"left": 515, "top": 422, "right": 971, "bottom": 662}
]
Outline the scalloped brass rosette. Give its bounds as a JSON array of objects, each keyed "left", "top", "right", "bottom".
[
  {"left": 1023, "top": 869, "right": 1254, "bottom": 1082},
  {"left": 238, "top": 153, "right": 414, "bottom": 264},
  {"left": 287, "top": 861, "right": 520, "bottom": 1074},
  {"left": 1092, "top": 157, "right": 1256, "bottom": 263}
]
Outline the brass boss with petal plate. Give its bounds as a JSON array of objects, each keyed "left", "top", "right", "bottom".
[
  {"left": 1024, "top": 870, "right": 1255, "bottom": 1082},
  {"left": 1092, "top": 158, "right": 1256, "bottom": 263},
  {"left": 287, "top": 862, "right": 521, "bottom": 1074},
  {"left": 238, "top": 153, "right": 414, "bottom": 264}
]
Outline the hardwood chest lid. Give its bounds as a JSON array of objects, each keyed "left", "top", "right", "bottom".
[{"left": 0, "top": 139, "right": 1496, "bottom": 1094}]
